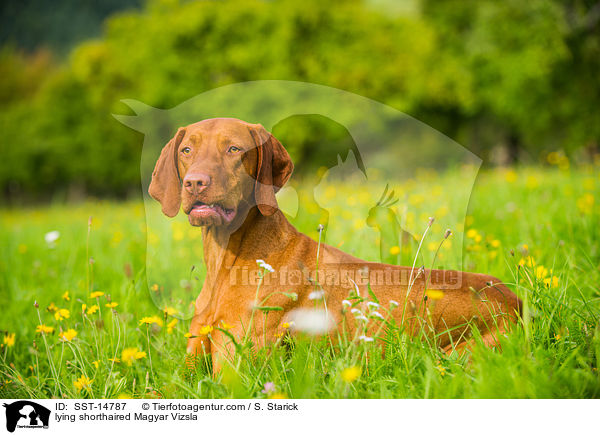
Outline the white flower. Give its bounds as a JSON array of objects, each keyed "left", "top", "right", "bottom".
[
  {"left": 342, "top": 300, "right": 351, "bottom": 308},
  {"left": 355, "top": 314, "right": 369, "bottom": 322},
  {"left": 359, "top": 335, "right": 374, "bottom": 342},
  {"left": 45, "top": 231, "right": 60, "bottom": 247},
  {"left": 389, "top": 300, "right": 399, "bottom": 308},
  {"left": 256, "top": 259, "right": 274, "bottom": 273},
  {"left": 370, "top": 311, "right": 384, "bottom": 320},
  {"left": 351, "top": 308, "right": 362, "bottom": 316},
  {"left": 289, "top": 308, "right": 333, "bottom": 335},
  {"left": 367, "top": 302, "right": 380, "bottom": 310},
  {"left": 308, "top": 290, "right": 325, "bottom": 300}
]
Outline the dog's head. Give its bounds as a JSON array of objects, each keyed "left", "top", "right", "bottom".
[{"left": 149, "top": 118, "right": 293, "bottom": 227}]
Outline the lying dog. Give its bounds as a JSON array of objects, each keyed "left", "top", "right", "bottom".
[{"left": 149, "top": 118, "right": 521, "bottom": 366}]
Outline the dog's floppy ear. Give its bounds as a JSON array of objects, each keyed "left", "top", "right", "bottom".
[
  {"left": 149, "top": 128, "right": 186, "bottom": 217},
  {"left": 249, "top": 125, "right": 294, "bottom": 216}
]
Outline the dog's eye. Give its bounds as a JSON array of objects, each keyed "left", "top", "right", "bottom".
[
  {"left": 181, "top": 147, "right": 191, "bottom": 155},
  {"left": 227, "top": 145, "right": 242, "bottom": 154}
]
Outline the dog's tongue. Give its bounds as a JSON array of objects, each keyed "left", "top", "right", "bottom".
[{"left": 189, "top": 204, "right": 235, "bottom": 223}]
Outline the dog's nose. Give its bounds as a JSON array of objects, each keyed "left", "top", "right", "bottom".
[{"left": 183, "top": 172, "right": 211, "bottom": 195}]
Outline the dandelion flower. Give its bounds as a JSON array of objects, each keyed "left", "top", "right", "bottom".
[
  {"left": 36, "top": 325, "right": 55, "bottom": 334},
  {"left": 184, "top": 332, "right": 193, "bottom": 338},
  {"left": 341, "top": 366, "right": 361, "bottom": 383},
  {"left": 3, "top": 333, "right": 15, "bottom": 348},
  {"left": 121, "top": 347, "right": 146, "bottom": 366},
  {"left": 89, "top": 291, "right": 104, "bottom": 299},
  {"left": 74, "top": 375, "right": 93, "bottom": 391},
  {"left": 535, "top": 266, "right": 549, "bottom": 280},
  {"left": 163, "top": 306, "right": 178, "bottom": 316},
  {"left": 54, "top": 308, "right": 70, "bottom": 321},
  {"left": 105, "top": 302, "right": 118, "bottom": 308},
  {"left": 139, "top": 316, "right": 164, "bottom": 327},
  {"left": 167, "top": 319, "right": 178, "bottom": 334},
  {"left": 198, "top": 325, "right": 213, "bottom": 335},
  {"left": 62, "top": 291, "right": 70, "bottom": 301},
  {"left": 425, "top": 290, "right": 445, "bottom": 301},
  {"left": 86, "top": 305, "right": 99, "bottom": 315},
  {"left": 60, "top": 329, "right": 77, "bottom": 342}
]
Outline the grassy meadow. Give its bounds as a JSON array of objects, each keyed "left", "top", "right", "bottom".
[{"left": 1, "top": 164, "right": 599, "bottom": 399}]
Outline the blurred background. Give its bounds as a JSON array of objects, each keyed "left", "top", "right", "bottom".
[{"left": 0, "top": 0, "right": 598, "bottom": 204}]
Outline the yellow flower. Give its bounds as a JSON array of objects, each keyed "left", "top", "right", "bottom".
[
  {"left": 89, "top": 291, "right": 104, "bottom": 299},
  {"left": 505, "top": 170, "right": 517, "bottom": 183},
  {"left": 490, "top": 239, "right": 501, "bottom": 248},
  {"left": 60, "top": 329, "right": 77, "bottom": 342},
  {"left": 105, "top": 302, "right": 118, "bottom": 308},
  {"left": 54, "top": 308, "right": 70, "bottom": 321},
  {"left": 167, "top": 319, "right": 178, "bottom": 334},
  {"left": 81, "top": 303, "right": 86, "bottom": 313},
  {"left": 389, "top": 246, "right": 401, "bottom": 255},
  {"left": 117, "top": 393, "right": 132, "bottom": 399},
  {"left": 198, "top": 325, "right": 213, "bottom": 335},
  {"left": 220, "top": 321, "right": 233, "bottom": 330},
  {"left": 3, "top": 333, "right": 15, "bottom": 348},
  {"left": 535, "top": 266, "right": 549, "bottom": 280},
  {"left": 86, "top": 305, "right": 99, "bottom": 315},
  {"left": 544, "top": 276, "right": 559, "bottom": 288},
  {"left": 437, "top": 364, "right": 446, "bottom": 376},
  {"left": 163, "top": 306, "right": 178, "bottom": 316},
  {"left": 46, "top": 302, "right": 58, "bottom": 313},
  {"left": 121, "top": 347, "right": 146, "bottom": 366},
  {"left": 518, "top": 256, "right": 536, "bottom": 268},
  {"left": 269, "top": 393, "right": 288, "bottom": 399},
  {"left": 341, "top": 366, "right": 361, "bottom": 383},
  {"left": 184, "top": 332, "right": 193, "bottom": 338},
  {"left": 577, "top": 193, "right": 594, "bottom": 214},
  {"left": 139, "top": 316, "right": 164, "bottom": 327},
  {"left": 108, "top": 357, "right": 121, "bottom": 363},
  {"left": 425, "top": 289, "right": 445, "bottom": 301},
  {"left": 74, "top": 375, "right": 93, "bottom": 391},
  {"left": 466, "top": 229, "right": 478, "bottom": 239},
  {"left": 151, "top": 284, "right": 159, "bottom": 292},
  {"left": 36, "top": 324, "right": 55, "bottom": 334},
  {"left": 281, "top": 322, "right": 291, "bottom": 329},
  {"left": 92, "top": 360, "right": 100, "bottom": 369},
  {"left": 62, "top": 291, "right": 70, "bottom": 301}
]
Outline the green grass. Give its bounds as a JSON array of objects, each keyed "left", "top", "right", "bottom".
[{"left": 1, "top": 165, "right": 599, "bottom": 398}]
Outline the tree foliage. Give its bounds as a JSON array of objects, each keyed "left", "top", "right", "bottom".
[{"left": 0, "top": 0, "right": 598, "bottom": 200}]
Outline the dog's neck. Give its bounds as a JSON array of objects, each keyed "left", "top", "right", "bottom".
[{"left": 200, "top": 206, "right": 295, "bottom": 289}]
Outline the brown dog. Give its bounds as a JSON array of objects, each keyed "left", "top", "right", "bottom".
[{"left": 149, "top": 118, "right": 521, "bottom": 367}]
